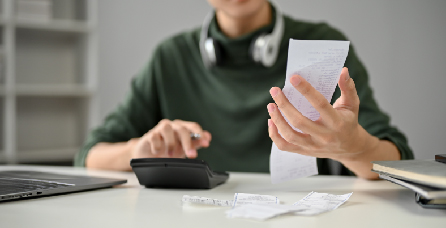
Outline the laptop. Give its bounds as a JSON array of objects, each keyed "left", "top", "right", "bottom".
[{"left": 0, "top": 170, "right": 127, "bottom": 202}]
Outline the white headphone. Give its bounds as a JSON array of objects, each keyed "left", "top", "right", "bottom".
[{"left": 199, "top": 9, "right": 284, "bottom": 69}]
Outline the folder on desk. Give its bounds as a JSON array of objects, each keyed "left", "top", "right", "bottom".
[
  {"left": 415, "top": 192, "right": 446, "bottom": 209},
  {"left": 378, "top": 174, "right": 446, "bottom": 209},
  {"left": 371, "top": 160, "right": 446, "bottom": 189},
  {"left": 378, "top": 174, "right": 446, "bottom": 199},
  {"left": 372, "top": 157, "right": 446, "bottom": 209}
]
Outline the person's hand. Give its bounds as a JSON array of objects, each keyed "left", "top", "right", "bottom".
[
  {"left": 267, "top": 67, "right": 369, "bottom": 162},
  {"left": 131, "top": 119, "right": 212, "bottom": 159}
]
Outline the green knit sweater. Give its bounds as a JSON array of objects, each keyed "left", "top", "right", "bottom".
[{"left": 75, "top": 8, "right": 413, "bottom": 174}]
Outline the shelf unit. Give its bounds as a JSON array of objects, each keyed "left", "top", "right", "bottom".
[{"left": 0, "top": 0, "right": 98, "bottom": 164}]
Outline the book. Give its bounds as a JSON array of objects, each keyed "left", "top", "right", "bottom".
[
  {"left": 371, "top": 160, "right": 446, "bottom": 189},
  {"left": 379, "top": 174, "right": 446, "bottom": 199},
  {"left": 416, "top": 193, "right": 446, "bottom": 209}
]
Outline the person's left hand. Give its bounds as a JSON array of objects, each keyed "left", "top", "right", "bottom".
[{"left": 267, "top": 67, "right": 368, "bottom": 162}]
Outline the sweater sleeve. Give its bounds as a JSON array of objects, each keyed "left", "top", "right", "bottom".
[{"left": 74, "top": 47, "right": 163, "bottom": 167}]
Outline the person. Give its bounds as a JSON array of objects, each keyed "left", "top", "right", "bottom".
[{"left": 74, "top": 0, "right": 413, "bottom": 179}]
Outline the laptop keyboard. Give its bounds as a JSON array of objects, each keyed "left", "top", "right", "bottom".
[{"left": 0, "top": 177, "right": 75, "bottom": 196}]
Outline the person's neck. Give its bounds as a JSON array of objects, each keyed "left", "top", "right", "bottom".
[{"left": 216, "top": 3, "right": 272, "bottom": 38}]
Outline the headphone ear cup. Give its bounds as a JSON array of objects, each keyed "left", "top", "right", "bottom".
[
  {"left": 204, "top": 38, "right": 223, "bottom": 67},
  {"left": 250, "top": 10, "right": 284, "bottom": 67},
  {"left": 212, "top": 39, "right": 223, "bottom": 66},
  {"left": 260, "top": 36, "right": 277, "bottom": 67},
  {"left": 250, "top": 34, "right": 267, "bottom": 65},
  {"left": 251, "top": 34, "right": 278, "bottom": 67},
  {"left": 250, "top": 34, "right": 277, "bottom": 67}
]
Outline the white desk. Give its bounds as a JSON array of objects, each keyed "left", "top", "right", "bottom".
[{"left": 0, "top": 165, "right": 444, "bottom": 228}]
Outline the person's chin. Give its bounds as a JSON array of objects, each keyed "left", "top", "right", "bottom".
[
  {"left": 232, "top": 0, "right": 251, "bottom": 3},
  {"left": 228, "top": 2, "right": 266, "bottom": 17}
]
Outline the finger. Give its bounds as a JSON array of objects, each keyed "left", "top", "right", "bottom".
[
  {"left": 174, "top": 125, "right": 197, "bottom": 158},
  {"left": 289, "top": 75, "right": 339, "bottom": 124},
  {"left": 148, "top": 132, "right": 164, "bottom": 156},
  {"left": 269, "top": 88, "right": 323, "bottom": 134},
  {"left": 267, "top": 103, "right": 314, "bottom": 145},
  {"left": 176, "top": 120, "right": 203, "bottom": 133},
  {"left": 268, "top": 119, "right": 310, "bottom": 155},
  {"left": 197, "top": 131, "right": 212, "bottom": 148},
  {"left": 174, "top": 120, "right": 211, "bottom": 144},
  {"left": 335, "top": 67, "right": 360, "bottom": 113},
  {"left": 190, "top": 131, "right": 211, "bottom": 153},
  {"left": 157, "top": 121, "right": 178, "bottom": 156},
  {"left": 170, "top": 148, "right": 187, "bottom": 158}
]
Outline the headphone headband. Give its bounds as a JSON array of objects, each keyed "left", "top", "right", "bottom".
[
  {"left": 199, "top": 11, "right": 215, "bottom": 69},
  {"left": 251, "top": 8, "right": 284, "bottom": 67},
  {"left": 200, "top": 8, "right": 284, "bottom": 69}
]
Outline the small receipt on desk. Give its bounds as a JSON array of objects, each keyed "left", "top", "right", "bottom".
[
  {"left": 182, "top": 193, "right": 280, "bottom": 207},
  {"left": 232, "top": 193, "right": 279, "bottom": 207},
  {"left": 182, "top": 195, "right": 233, "bottom": 207},
  {"left": 292, "top": 191, "right": 353, "bottom": 216},
  {"left": 226, "top": 204, "right": 304, "bottom": 221}
]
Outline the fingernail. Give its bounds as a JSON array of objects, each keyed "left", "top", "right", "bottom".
[
  {"left": 187, "top": 149, "right": 196, "bottom": 157},
  {"left": 345, "top": 71, "right": 350, "bottom": 81},
  {"left": 200, "top": 140, "right": 209, "bottom": 147},
  {"left": 270, "top": 87, "right": 279, "bottom": 97},
  {"left": 290, "top": 76, "right": 301, "bottom": 86},
  {"left": 267, "top": 103, "right": 275, "bottom": 113},
  {"left": 268, "top": 119, "right": 273, "bottom": 127}
]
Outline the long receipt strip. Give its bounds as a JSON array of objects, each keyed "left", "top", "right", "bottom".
[
  {"left": 182, "top": 192, "right": 352, "bottom": 221},
  {"left": 270, "top": 39, "right": 350, "bottom": 184}
]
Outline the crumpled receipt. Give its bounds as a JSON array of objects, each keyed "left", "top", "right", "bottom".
[
  {"left": 182, "top": 192, "right": 352, "bottom": 221},
  {"left": 226, "top": 204, "right": 303, "bottom": 220},
  {"left": 292, "top": 191, "right": 353, "bottom": 216}
]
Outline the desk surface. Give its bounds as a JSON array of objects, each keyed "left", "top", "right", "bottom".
[{"left": 0, "top": 165, "right": 444, "bottom": 228}]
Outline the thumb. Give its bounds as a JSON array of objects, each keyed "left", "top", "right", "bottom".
[{"left": 333, "top": 67, "right": 360, "bottom": 113}]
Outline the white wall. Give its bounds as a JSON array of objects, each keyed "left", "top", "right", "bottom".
[{"left": 97, "top": 0, "right": 446, "bottom": 160}]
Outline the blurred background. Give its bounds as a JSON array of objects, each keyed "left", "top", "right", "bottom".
[{"left": 0, "top": 0, "right": 445, "bottom": 166}]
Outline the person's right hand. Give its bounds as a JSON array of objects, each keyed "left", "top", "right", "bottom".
[{"left": 131, "top": 119, "right": 212, "bottom": 159}]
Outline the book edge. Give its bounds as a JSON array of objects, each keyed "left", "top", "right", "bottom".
[
  {"left": 378, "top": 174, "right": 446, "bottom": 199},
  {"left": 372, "top": 163, "right": 446, "bottom": 188}
]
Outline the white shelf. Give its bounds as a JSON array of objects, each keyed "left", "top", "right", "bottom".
[
  {"left": 0, "top": 85, "right": 93, "bottom": 97},
  {"left": 0, "top": 0, "right": 98, "bottom": 164},
  {"left": 15, "top": 19, "right": 90, "bottom": 33},
  {"left": 15, "top": 84, "right": 93, "bottom": 97},
  {"left": 0, "top": 147, "right": 79, "bottom": 163},
  {"left": 0, "top": 18, "right": 90, "bottom": 34}
]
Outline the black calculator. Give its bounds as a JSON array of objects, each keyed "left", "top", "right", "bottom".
[{"left": 131, "top": 158, "right": 229, "bottom": 189}]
